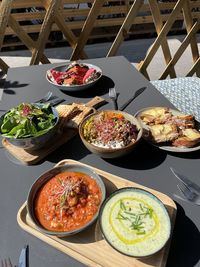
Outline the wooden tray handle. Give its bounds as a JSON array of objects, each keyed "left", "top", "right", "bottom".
[
  {"left": 54, "top": 159, "right": 85, "bottom": 168},
  {"left": 86, "top": 96, "right": 107, "bottom": 109},
  {"left": 54, "top": 159, "right": 71, "bottom": 167}
]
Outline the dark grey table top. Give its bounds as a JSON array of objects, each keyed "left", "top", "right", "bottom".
[{"left": 0, "top": 56, "right": 199, "bottom": 267}]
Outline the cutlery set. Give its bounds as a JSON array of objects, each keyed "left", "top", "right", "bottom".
[
  {"left": 37, "top": 91, "right": 52, "bottom": 103},
  {"left": 170, "top": 167, "right": 200, "bottom": 205},
  {"left": 36, "top": 91, "right": 65, "bottom": 106},
  {"left": 40, "top": 86, "right": 145, "bottom": 111},
  {"left": 1, "top": 245, "right": 28, "bottom": 267},
  {"left": 108, "top": 86, "right": 146, "bottom": 111}
]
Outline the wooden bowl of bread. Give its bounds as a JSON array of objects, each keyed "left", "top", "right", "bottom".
[{"left": 135, "top": 107, "right": 200, "bottom": 152}]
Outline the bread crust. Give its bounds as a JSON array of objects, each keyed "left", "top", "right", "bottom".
[
  {"left": 173, "top": 128, "right": 200, "bottom": 147},
  {"left": 56, "top": 103, "right": 93, "bottom": 129},
  {"left": 169, "top": 115, "right": 194, "bottom": 129}
]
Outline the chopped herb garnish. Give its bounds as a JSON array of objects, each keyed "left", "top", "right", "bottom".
[
  {"left": 116, "top": 199, "right": 154, "bottom": 235},
  {"left": 139, "top": 203, "right": 144, "bottom": 211},
  {"left": 136, "top": 231, "right": 146, "bottom": 235},
  {"left": 124, "top": 211, "right": 136, "bottom": 217},
  {"left": 120, "top": 200, "right": 126, "bottom": 211}
]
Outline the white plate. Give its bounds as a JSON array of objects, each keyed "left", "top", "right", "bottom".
[
  {"left": 135, "top": 106, "right": 200, "bottom": 152},
  {"left": 46, "top": 63, "right": 102, "bottom": 92}
]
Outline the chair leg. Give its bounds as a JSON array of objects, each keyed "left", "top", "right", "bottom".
[{"left": 0, "top": 58, "right": 9, "bottom": 74}]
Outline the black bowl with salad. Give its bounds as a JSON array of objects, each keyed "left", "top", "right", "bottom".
[{"left": 0, "top": 102, "right": 59, "bottom": 150}]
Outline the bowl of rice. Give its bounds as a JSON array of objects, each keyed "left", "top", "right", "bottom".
[{"left": 79, "top": 110, "right": 143, "bottom": 158}]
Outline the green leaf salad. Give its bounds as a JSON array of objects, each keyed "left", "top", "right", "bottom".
[{"left": 0, "top": 103, "right": 57, "bottom": 139}]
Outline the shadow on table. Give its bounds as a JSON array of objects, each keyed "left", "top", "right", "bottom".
[
  {"left": 47, "top": 136, "right": 91, "bottom": 164},
  {"left": 104, "top": 140, "right": 167, "bottom": 170},
  {"left": 2, "top": 80, "right": 29, "bottom": 95},
  {"left": 3, "top": 80, "right": 29, "bottom": 88},
  {"left": 47, "top": 137, "right": 167, "bottom": 170},
  {"left": 60, "top": 75, "right": 115, "bottom": 98},
  {"left": 166, "top": 202, "right": 200, "bottom": 267},
  {"left": 168, "top": 150, "right": 200, "bottom": 160}
]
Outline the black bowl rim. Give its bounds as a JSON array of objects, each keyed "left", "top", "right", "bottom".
[
  {"left": 98, "top": 187, "right": 172, "bottom": 258},
  {"left": 27, "top": 163, "right": 106, "bottom": 236},
  {"left": 79, "top": 110, "right": 143, "bottom": 152},
  {"left": 46, "top": 62, "right": 103, "bottom": 88},
  {"left": 0, "top": 102, "right": 59, "bottom": 141}
]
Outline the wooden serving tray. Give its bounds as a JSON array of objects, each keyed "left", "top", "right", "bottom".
[
  {"left": 17, "top": 159, "right": 177, "bottom": 267},
  {"left": 2, "top": 97, "right": 106, "bottom": 165}
]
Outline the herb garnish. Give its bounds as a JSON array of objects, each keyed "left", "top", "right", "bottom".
[
  {"left": 120, "top": 200, "right": 126, "bottom": 211},
  {"left": 54, "top": 177, "right": 83, "bottom": 220},
  {"left": 116, "top": 200, "right": 154, "bottom": 235}
]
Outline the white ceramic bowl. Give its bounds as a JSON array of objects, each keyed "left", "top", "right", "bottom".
[{"left": 46, "top": 63, "right": 102, "bottom": 92}]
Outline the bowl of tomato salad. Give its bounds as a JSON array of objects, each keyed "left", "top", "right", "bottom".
[
  {"left": 27, "top": 163, "right": 106, "bottom": 236},
  {"left": 79, "top": 110, "right": 143, "bottom": 158},
  {"left": 46, "top": 62, "right": 102, "bottom": 92}
]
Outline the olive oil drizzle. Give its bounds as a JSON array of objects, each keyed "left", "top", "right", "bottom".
[
  {"left": 116, "top": 200, "right": 154, "bottom": 235},
  {"left": 109, "top": 197, "right": 160, "bottom": 245}
]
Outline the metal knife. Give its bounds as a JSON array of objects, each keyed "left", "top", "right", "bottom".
[
  {"left": 49, "top": 98, "right": 66, "bottom": 106},
  {"left": 18, "top": 245, "right": 29, "bottom": 267},
  {"left": 170, "top": 167, "right": 200, "bottom": 194},
  {"left": 36, "top": 97, "right": 65, "bottom": 106},
  {"left": 119, "top": 86, "right": 146, "bottom": 111}
]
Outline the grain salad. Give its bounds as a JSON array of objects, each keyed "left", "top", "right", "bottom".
[{"left": 83, "top": 111, "right": 138, "bottom": 149}]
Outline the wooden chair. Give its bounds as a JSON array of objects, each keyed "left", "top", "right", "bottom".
[
  {"left": 0, "top": 0, "right": 89, "bottom": 70},
  {"left": 107, "top": 0, "right": 200, "bottom": 80},
  {"left": 0, "top": 0, "right": 12, "bottom": 74},
  {"left": 0, "top": 0, "right": 199, "bottom": 80}
]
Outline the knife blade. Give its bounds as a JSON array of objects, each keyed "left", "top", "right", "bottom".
[
  {"left": 35, "top": 97, "right": 65, "bottom": 106},
  {"left": 170, "top": 167, "right": 200, "bottom": 194},
  {"left": 18, "top": 245, "right": 29, "bottom": 267},
  {"left": 119, "top": 86, "right": 146, "bottom": 111}
]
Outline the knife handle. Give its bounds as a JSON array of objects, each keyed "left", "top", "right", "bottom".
[{"left": 119, "top": 86, "right": 146, "bottom": 111}]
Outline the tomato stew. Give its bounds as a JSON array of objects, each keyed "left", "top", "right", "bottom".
[{"left": 34, "top": 171, "right": 102, "bottom": 232}]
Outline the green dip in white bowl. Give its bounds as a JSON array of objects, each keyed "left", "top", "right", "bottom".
[{"left": 99, "top": 187, "right": 171, "bottom": 258}]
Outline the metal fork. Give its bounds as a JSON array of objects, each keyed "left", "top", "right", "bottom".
[
  {"left": 170, "top": 167, "right": 200, "bottom": 194},
  {"left": 37, "top": 91, "right": 53, "bottom": 103},
  {"left": 109, "top": 87, "right": 118, "bottom": 110},
  {"left": 177, "top": 183, "right": 200, "bottom": 205},
  {"left": 1, "top": 258, "right": 13, "bottom": 267}
]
